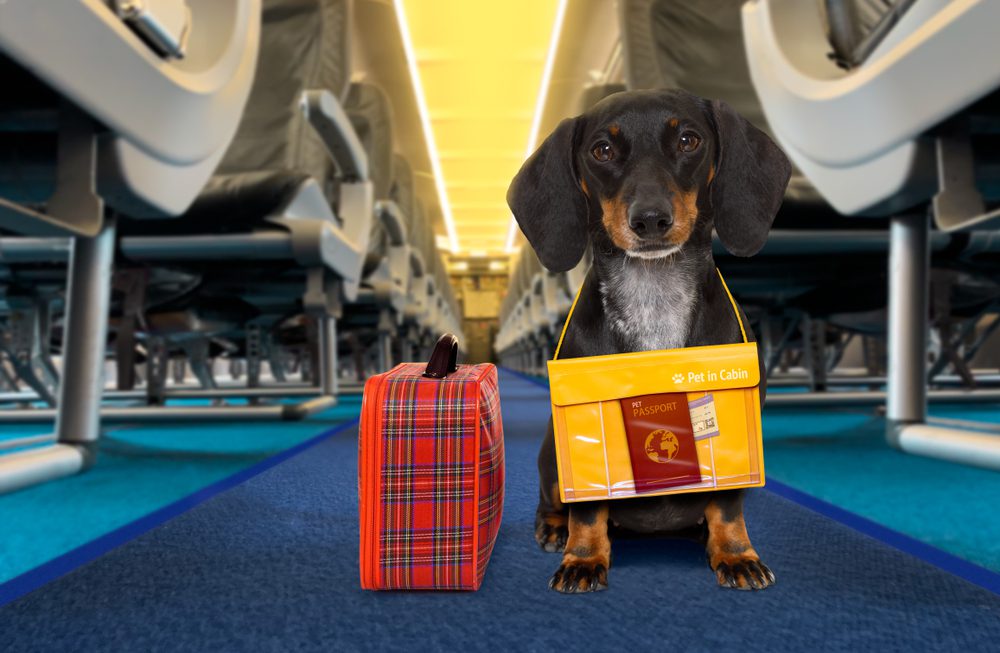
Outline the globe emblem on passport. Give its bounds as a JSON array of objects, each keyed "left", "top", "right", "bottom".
[{"left": 644, "top": 429, "right": 680, "bottom": 464}]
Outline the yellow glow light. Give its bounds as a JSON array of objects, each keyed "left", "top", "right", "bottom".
[
  {"left": 393, "top": 0, "right": 460, "bottom": 253},
  {"left": 401, "top": 0, "right": 561, "bottom": 256},
  {"left": 506, "top": 0, "right": 569, "bottom": 252}
]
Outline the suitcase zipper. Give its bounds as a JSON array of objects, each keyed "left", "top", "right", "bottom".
[
  {"left": 360, "top": 374, "right": 387, "bottom": 588},
  {"left": 362, "top": 377, "right": 376, "bottom": 588},
  {"left": 360, "top": 376, "right": 374, "bottom": 587},
  {"left": 368, "top": 377, "right": 383, "bottom": 586}
]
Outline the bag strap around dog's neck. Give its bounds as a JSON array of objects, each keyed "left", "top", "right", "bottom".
[
  {"left": 716, "top": 268, "right": 748, "bottom": 344},
  {"left": 552, "top": 268, "right": 746, "bottom": 361}
]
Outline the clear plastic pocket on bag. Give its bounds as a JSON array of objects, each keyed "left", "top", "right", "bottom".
[{"left": 548, "top": 342, "right": 765, "bottom": 503}]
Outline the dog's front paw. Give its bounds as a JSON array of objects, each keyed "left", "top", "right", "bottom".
[
  {"left": 713, "top": 555, "right": 775, "bottom": 591},
  {"left": 549, "top": 558, "right": 609, "bottom": 593},
  {"left": 534, "top": 512, "right": 568, "bottom": 553}
]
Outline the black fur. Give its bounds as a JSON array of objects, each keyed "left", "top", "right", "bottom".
[
  {"left": 505, "top": 117, "right": 589, "bottom": 272},
  {"left": 709, "top": 99, "right": 792, "bottom": 257},
  {"left": 507, "top": 89, "right": 791, "bottom": 592}
]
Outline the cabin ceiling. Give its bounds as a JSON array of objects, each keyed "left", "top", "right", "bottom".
[{"left": 354, "top": 0, "right": 621, "bottom": 263}]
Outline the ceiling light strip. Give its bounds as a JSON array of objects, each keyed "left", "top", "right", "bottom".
[
  {"left": 393, "top": 0, "right": 460, "bottom": 253},
  {"left": 505, "top": 0, "right": 569, "bottom": 253}
]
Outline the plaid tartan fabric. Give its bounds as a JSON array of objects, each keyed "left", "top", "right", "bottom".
[
  {"left": 475, "top": 370, "right": 504, "bottom": 585},
  {"left": 361, "top": 363, "right": 504, "bottom": 590}
]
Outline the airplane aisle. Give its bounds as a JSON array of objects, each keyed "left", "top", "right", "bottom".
[{"left": 2, "top": 371, "right": 998, "bottom": 651}]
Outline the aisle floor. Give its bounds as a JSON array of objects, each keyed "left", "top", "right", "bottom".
[
  {"left": 0, "top": 396, "right": 362, "bottom": 584},
  {"left": 1, "top": 372, "right": 999, "bottom": 652}
]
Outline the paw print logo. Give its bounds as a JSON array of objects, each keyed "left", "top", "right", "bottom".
[{"left": 672, "top": 373, "right": 685, "bottom": 384}]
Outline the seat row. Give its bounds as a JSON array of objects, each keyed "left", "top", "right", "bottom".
[
  {"left": 0, "top": 0, "right": 461, "bottom": 494},
  {"left": 497, "top": 0, "right": 1000, "bottom": 406}
]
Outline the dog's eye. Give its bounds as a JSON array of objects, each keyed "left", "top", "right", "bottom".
[
  {"left": 678, "top": 132, "right": 702, "bottom": 153},
  {"left": 591, "top": 141, "right": 614, "bottom": 162}
]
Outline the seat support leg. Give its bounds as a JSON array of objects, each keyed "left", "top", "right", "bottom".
[
  {"left": 886, "top": 213, "right": 1000, "bottom": 469},
  {"left": 318, "top": 315, "right": 338, "bottom": 396}
]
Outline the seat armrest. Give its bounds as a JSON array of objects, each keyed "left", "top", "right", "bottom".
[
  {"left": 300, "top": 90, "right": 368, "bottom": 182},
  {"left": 375, "top": 200, "right": 407, "bottom": 246}
]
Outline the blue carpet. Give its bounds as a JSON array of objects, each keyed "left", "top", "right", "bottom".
[
  {"left": 761, "top": 406, "right": 1000, "bottom": 573},
  {"left": 0, "top": 396, "right": 362, "bottom": 584},
  {"left": 511, "top": 370, "right": 1000, "bottom": 573},
  {"left": 1, "top": 371, "right": 998, "bottom": 651}
]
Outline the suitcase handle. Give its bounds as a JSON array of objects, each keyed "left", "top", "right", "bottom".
[{"left": 423, "top": 333, "right": 459, "bottom": 379}]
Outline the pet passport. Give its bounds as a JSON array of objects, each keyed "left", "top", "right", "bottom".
[
  {"left": 547, "top": 270, "right": 765, "bottom": 502},
  {"left": 358, "top": 334, "right": 505, "bottom": 590}
]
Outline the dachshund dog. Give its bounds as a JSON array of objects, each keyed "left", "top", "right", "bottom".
[{"left": 507, "top": 89, "right": 791, "bottom": 593}]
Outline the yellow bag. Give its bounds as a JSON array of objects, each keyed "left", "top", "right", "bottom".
[{"left": 547, "top": 270, "right": 764, "bottom": 503}]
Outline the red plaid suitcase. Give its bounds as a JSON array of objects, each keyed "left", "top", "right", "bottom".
[{"left": 358, "top": 334, "right": 505, "bottom": 590}]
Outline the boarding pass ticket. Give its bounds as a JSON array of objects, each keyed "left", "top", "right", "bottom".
[{"left": 688, "top": 394, "right": 720, "bottom": 440}]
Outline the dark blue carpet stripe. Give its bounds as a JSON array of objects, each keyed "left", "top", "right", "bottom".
[
  {"left": 1, "top": 371, "right": 999, "bottom": 651},
  {"left": 765, "top": 479, "right": 1000, "bottom": 597},
  {"left": 0, "top": 418, "right": 359, "bottom": 608}
]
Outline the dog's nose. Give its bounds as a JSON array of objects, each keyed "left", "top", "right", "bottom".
[{"left": 627, "top": 207, "right": 673, "bottom": 239}]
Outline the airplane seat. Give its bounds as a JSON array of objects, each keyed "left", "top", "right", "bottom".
[
  {"left": 495, "top": 275, "right": 520, "bottom": 366},
  {"left": 0, "top": 55, "right": 61, "bottom": 208},
  {"left": 822, "top": 0, "right": 912, "bottom": 71},
  {"left": 503, "top": 248, "right": 535, "bottom": 372},
  {"left": 345, "top": 82, "right": 398, "bottom": 280},
  {"left": 421, "top": 244, "right": 443, "bottom": 343},
  {"left": 0, "top": 1, "right": 264, "bottom": 493},
  {"left": 743, "top": 0, "right": 1000, "bottom": 221},
  {"left": 408, "top": 201, "right": 440, "bottom": 348},
  {"left": 391, "top": 155, "right": 417, "bottom": 230},
  {"left": 399, "top": 194, "right": 432, "bottom": 335},
  {"left": 116, "top": 0, "right": 372, "bottom": 395},
  {"left": 521, "top": 250, "right": 549, "bottom": 374},
  {"left": 218, "top": 0, "right": 352, "bottom": 183},
  {"left": 743, "top": 0, "right": 1000, "bottom": 466},
  {"left": 387, "top": 154, "right": 427, "bottom": 343},
  {"left": 433, "top": 251, "right": 459, "bottom": 335},
  {"left": 618, "top": 0, "right": 899, "bottom": 321},
  {"left": 579, "top": 83, "right": 626, "bottom": 111},
  {"left": 620, "top": 0, "right": 835, "bottom": 214},
  {"left": 337, "top": 82, "right": 407, "bottom": 373},
  {"left": 0, "top": 0, "right": 261, "bottom": 227},
  {"left": 740, "top": 0, "right": 1000, "bottom": 321},
  {"left": 120, "top": 0, "right": 369, "bottom": 284},
  {"left": 522, "top": 250, "right": 547, "bottom": 332}
]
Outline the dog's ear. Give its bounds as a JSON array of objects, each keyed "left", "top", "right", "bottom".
[
  {"left": 709, "top": 100, "right": 791, "bottom": 257},
  {"left": 506, "top": 117, "right": 589, "bottom": 272}
]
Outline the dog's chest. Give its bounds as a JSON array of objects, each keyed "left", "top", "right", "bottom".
[{"left": 599, "top": 264, "right": 696, "bottom": 352}]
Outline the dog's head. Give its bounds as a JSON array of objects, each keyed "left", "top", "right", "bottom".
[{"left": 507, "top": 89, "right": 791, "bottom": 271}]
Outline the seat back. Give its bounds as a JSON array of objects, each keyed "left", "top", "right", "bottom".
[
  {"left": 391, "top": 154, "right": 416, "bottom": 229},
  {"left": 579, "top": 83, "right": 626, "bottom": 111},
  {"left": 218, "top": 0, "right": 352, "bottom": 190},
  {"left": 619, "top": 0, "right": 770, "bottom": 134},
  {"left": 345, "top": 83, "right": 396, "bottom": 201}
]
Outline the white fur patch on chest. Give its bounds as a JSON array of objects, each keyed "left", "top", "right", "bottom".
[{"left": 599, "top": 260, "right": 696, "bottom": 352}]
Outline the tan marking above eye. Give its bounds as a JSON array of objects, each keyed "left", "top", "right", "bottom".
[
  {"left": 608, "top": 124, "right": 620, "bottom": 136},
  {"left": 668, "top": 118, "right": 679, "bottom": 128}
]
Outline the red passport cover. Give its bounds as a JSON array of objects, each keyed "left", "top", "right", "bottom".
[{"left": 619, "top": 393, "right": 702, "bottom": 493}]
